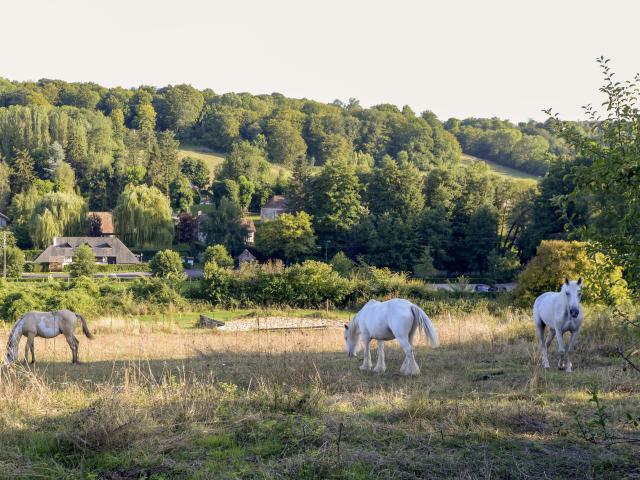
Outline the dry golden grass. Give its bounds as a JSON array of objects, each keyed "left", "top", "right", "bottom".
[{"left": 0, "top": 311, "right": 638, "bottom": 479}]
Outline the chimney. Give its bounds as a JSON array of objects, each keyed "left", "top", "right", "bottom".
[
  {"left": 53, "top": 237, "right": 58, "bottom": 246},
  {"left": 197, "top": 210, "right": 202, "bottom": 217}
]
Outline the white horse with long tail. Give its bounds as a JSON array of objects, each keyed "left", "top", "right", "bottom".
[
  {"left": 344, "top": 298, "right": 439, "bottom": 376},
  {"left": 5, "top": 310, "right": 93, "bottom": 365},
  {"left": 533, "top": 278, "right": 584, "bottom": 372}
]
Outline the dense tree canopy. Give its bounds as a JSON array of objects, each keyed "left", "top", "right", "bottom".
[{"left": 0, "top": 74, "right": 605, "bottom": 285}]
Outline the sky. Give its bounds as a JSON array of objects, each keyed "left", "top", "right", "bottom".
[{"left": 1, "top": 0, "right": 638, "bottom": 122}]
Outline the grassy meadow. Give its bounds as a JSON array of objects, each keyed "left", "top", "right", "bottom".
[
  {"left": 179, "top": 146, "right": 291, "bottom": 183},
  {"left": 461, "top": 154, "right": 540, "bottom": 185},
  {"left": 0, "top": 307, "right": 638, "bottom": 479}
]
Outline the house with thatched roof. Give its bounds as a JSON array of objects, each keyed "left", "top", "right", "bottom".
[
  {"left": 260, "top": 195, "right": 288, "bottom": 220},
  {"left": 34, "top": 236, "right": 139, "bottom": 271},
  {"left": 87, "top": 212, "right": 115, "bottom": 236}
]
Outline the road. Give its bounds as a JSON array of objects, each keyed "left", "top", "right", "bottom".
[{"left": 21, "top": 272, "right": 152, "bottom": 279}]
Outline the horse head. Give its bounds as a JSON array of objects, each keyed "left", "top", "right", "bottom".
[
  {"left": 344, "top": 321, "right": 361, "bottom": 357},
  {"left": 562, "top": 277, "right": 583, "bottom": 319}
]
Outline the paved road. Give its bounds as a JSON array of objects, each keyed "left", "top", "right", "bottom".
[{"left": 22, "top": 272, "right": 151, "bottom": 279}]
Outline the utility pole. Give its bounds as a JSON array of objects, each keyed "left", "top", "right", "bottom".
[{"left": 3, "top": 231, "right": 6, "bottom": 279}]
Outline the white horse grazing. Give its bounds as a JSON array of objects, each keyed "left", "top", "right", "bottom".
[
  {"left": 5, "top": 310, "right": 93, "bottom": 364},
  {"left": 344, "top": 298, "right": 439, "bottom": 376},
  {"left": 533, "top": 278, "right": 584, "bottom": 372}
]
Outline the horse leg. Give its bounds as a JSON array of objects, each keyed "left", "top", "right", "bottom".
[
  {"left": 25, "top": 333, "right": 35, "bottom": 364},
  {"left": 398, "top": 337, "right": 420, "bottom": 376},
  {"left": 64, "top": 334, "right": 78, "bottom": 364},
  {"left": 359, "top": 336, "right": 372, "bottom": 370},
  {"left": 536, "top": 322, "right": 549, "bottom": 368},
  {"left": 373, "top": 341, "right": 386, "bottom": 374},
  {"left": 73, "top": 335, "right": 81, "bottom": 364},
  {"left": 555, "top": 328, "right": 566, "bottom": 370},
  {"left": 565, "top": 330, "right": 580, "bottom": 373}
]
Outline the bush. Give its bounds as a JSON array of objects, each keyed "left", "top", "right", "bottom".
[
  {"left": 1, "top": 291, "right": 39, "bottom": 322},
  {"left": 202, "top": 261, "right": 233, "bottom": 305},
  {"left": 69, "top": 244, "right": 97, "bottom": 277},
  {"left": 330, "top": 251, "right": 354, "bottom": 278},
  {"left": 202, "top": 245, "right": 234, "bottom": 268},
  {"left": 515, "top": 240, "right": 629, "bottom": 306},
  {"left": 130, "top": 277, "right": 185, "bottom": 307},
  {"left": 6, "top": 247, "right": 25, "bottom": 278},
  {"left": 149, "top": 250, "right": 184, "bottom": 278}
]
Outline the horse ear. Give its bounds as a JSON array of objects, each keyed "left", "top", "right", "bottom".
[
  {"left": 344, "top": 324, "right": 348, "bottom": 330},
  {"left": 565, "top": 277, "right": 570, "bottom": 285},
  {"left": 577, "top": 277, "right": 582, "bottom": 285}
]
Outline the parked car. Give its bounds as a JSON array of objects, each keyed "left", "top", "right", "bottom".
[{"left": 474, "top": 284, "right": 491, "bottom": 293}]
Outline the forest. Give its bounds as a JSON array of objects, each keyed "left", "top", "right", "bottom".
[{"left": 0, "top": 76, "right": 601, "bottom": 282}]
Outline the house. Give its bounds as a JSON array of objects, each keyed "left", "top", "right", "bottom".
[
  {"left": 260, "top": 195, "right": 288, "bottom": 220},
  {"left": 87, "top": 212, "right": 115, "bottom": 236},
  {"left": 34, "top": 236, "right": 140, "bottom": 271},
  {"left": 240, "top": 218, "right": 256, "bottom": 244},
  {"left": 237, "top": 249, "right": 257, "bottom": 267},
  {"left": 0, "top": 212, "right": 9, "bottom": 229}
]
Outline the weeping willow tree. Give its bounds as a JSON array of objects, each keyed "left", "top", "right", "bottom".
[
  {"left": 32, "top": 209, "right": 62, "bottom": 248},
  {"left": 113, "top": 184, "right": 174, "bottom": 248},
  {"left": 28, "top": 191, "right": 87, "bottom": 248}
]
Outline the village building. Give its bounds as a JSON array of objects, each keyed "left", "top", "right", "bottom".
[
  {"left": 0, "top": 212, "right": 10, "bottom": 229},
  {"left": 236, "top": 249, "right": 257, "bottom": 267},
  {"left": 240, "top": 218, "right": 256, "bottom": 244},
  {"left": 87, "top": 211, "right": 115, "bottom": 236},
  {"left": 260, "top": 195, "right": 288, "bottom": 220},
  {"left": 34, "top": 236, "right": 139, "bottom": 271}
]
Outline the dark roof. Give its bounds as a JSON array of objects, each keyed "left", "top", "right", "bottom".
[
  {"left": 237, "top": 249, "right": 257, "bottom": 262},
  {"left": 34, "top": 236, "right": 139, "bottom": 264},
  {"left": 0, "top": 212, "right": 9, "bottom": 222},
  {"left": 240, "top": 218, "right": 256, "bottom": 232},
  {"left": 262, "top": 195, "right": 288, "bottom": 210},
  {"left": 87, "top": 212, "right": 114, "bottom": 234}
]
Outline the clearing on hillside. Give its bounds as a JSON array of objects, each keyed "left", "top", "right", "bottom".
[
  {"left": 461, "top": 153, "right": 540, "bottom": 185},
  {"left": 179, "top": 145, "right": 291, "bottom": 182}
]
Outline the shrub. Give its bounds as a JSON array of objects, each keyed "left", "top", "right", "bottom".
[
  {"left": 1, "top": 291, "right": 39, "bottom": 322},
  {"left": 149, "top": 250, "right": 184, "bottom": 278},
  {"left": 515, "top": 240, "right": 629, "bottom": 306},
  {"left": 130, "top": 277, "right": 185, "bottom": 307},
  {"left": 330, "top": 251, "right": 354, "bottom": 278},
  {"left": 69, "top": 244, "right": 97, "bottom": 277},
  {"left": 6, "top": 246, "right": 25, "bottom": 278},
  {"left": 202, "top": 261, "right": 233, "bottom": 305},
  {"left": 202, "top": 244, "right": 234, "bottom": 268},
  {"left": 284, "top": 260, "right": 352, "bottom": 307}
]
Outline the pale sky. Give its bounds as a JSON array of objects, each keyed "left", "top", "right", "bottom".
[{"left": 1, "top": 0, "right": 638, "bottom": 122}]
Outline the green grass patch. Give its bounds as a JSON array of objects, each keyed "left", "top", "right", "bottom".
[{"left": 461, "top": 153, "right": 540, "bottom": 184}]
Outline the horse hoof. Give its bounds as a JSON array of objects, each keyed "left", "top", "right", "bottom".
[
  {"left": 373, "top": 368, "right": 385, "bottom": 374},
  {"left": 359, "top": 365, "right": 371, "bottom": 371}
]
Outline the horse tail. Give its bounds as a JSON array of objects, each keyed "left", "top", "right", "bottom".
[
  {"left": 76, "top": 313, "right": 93, "bottom": 339},
  {"left": 5, "top": 316, "right": 25, "bottom": 363},
  {"left": 411, "top": 305, "right": 439, "bottom": 347}
]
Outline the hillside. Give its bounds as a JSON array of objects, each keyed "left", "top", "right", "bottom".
[
  {"left": 461, "top": 154, "right": 540, "bottom": 185},
  {"left": 179, "top": 145, "right": 290, "bottom": 182}
]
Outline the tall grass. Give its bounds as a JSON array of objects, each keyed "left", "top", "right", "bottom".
[{"left": 0, "top": 309, "right": 638, "bottom": 478}]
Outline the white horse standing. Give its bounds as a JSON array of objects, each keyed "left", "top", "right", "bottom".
[
  {"left": 533, "top": 278, "right": 584, "bottom": 372},
  {"left": 344, "top": 298, "right": 439, "bottom": 376}
]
